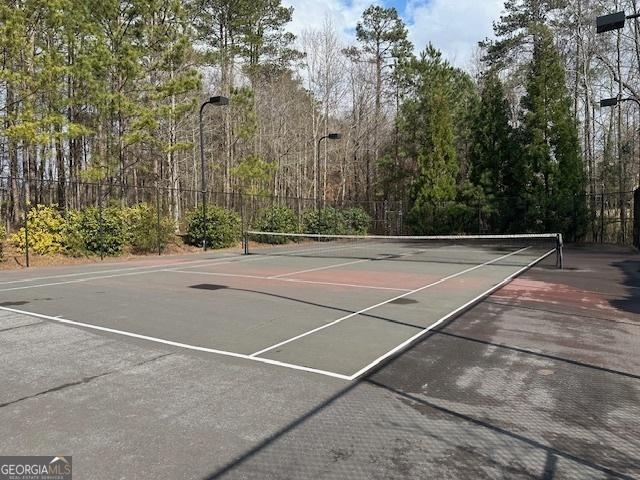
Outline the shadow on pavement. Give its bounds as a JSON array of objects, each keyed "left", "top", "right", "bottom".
[
  {"left": 610, "top": 259, "right": 640, "bottom": 315},
  {"left": 197, "top": 248, "right": 640, "bottom": 479}
]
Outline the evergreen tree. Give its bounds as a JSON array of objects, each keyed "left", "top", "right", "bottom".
[
  {"left": 398, "top": 47, "right": 458, "bottom": 234},
  {"left": 481, "top": 0, "right": 565, "bottom": 69},
  {"left": 520, "top": 25, "right": 585, "bottom": 238},
  {"left": 240, "top": 0, "right": 301, "bottom": 80},
  {"left": 407, "top": 87, "right": 458, "bottom": 234},
  {"left": 470, "top": 70, "right": 528, "bottom": 232}
]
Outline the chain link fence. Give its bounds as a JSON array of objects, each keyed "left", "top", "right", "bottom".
[
  {"left": 1, "top": 176, "right": 638, "bottom": 267},
  {"left": 0, "top": 177, "right": 406, "bottom": 265}
]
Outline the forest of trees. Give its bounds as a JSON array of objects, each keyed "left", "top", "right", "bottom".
[{"left": 1, "top": 0, "right": 638, "bottom": 242}]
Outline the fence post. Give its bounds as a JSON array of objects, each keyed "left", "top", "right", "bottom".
[
  {"left": 239, "top": 192, "right": 246, "bottom": 254},
  {"left": 383, "top": 200, "right": 389, "bottom": 235},
  {"left": 600, "top": 188, "right": 605, "bottom": 243},
  {"left": 98, "top": 181, "right": 104, "bottom": 261},
  {"left": 634, "top": 188, "right": 640, "bottom": 248},
  {"left": 24, "top": 205, "right": 30, "bottom": 268},
  {"left": 156, "top": 183, "right": 162, "bottom": 256}
]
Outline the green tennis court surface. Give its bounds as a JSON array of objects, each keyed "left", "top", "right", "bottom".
[{"left": 0, "top": 234, "right": 561, "bottom": 380}]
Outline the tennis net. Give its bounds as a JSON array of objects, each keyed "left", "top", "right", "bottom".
[{"left": 244, "top": 231, "right": 564, "bottom": 268}]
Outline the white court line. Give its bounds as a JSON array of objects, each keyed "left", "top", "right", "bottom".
[
  {"left": 167, "top": 269, "right": 411, "bottom": 292},
  {"left": 0, "top": 243, "right": 354, "bottom": 293},
  {"left": 0, "top": 237, "right": 363, "bottom": 287},
  {"left": 0, "top": 248, "right": 555, "bottom": 382},
  {"left": 268, "top": 258, "right": 370, "bottom": 279},
  {"left": 0, "top": 305, "right": 352, "bottom": 380},
  {"left": 0, "top": 269, "right": 178, "bottom": 293},
  {"left": 0, "top": 237, "right": 530, "bottom": 292},
  {"left": 0, "top": 255, "right": 243, "bottom": 286},
  {"left": 265, "top": 244, "right": 459, "bottom": 280},
  {"left": 345, "top": 248, "right": 557, "bottom": 380},
  {"left": 249, "top": 246, "right": 533, "bottom": 358},
  {"left": 0, "top": 246, "right": 377, "bottom": 293}
]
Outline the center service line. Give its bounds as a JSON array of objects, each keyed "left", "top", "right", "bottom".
[{"left": 249, "top": 246, "right": 532, "bottom": 358}]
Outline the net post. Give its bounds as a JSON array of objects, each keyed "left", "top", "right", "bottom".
[
  {"left": 556, "top": 233, "right": 563, "bottom": 269},
  {"left": 242, "top": 231, "right": 249, "bottom": 255}
]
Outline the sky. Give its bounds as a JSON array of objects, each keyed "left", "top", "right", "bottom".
[{"left": 282, "top": 0, "right": 506, "bottom": 71}]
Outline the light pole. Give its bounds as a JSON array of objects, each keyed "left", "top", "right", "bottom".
[
  {"left": 600, "top": 96, "right": 640, "bottom": 186},
  {"left": 199, "top": 95, "right": 229, "bottom": 250},
  {"left": 316, "top": 133, "right": 341, "bottom": 208},
  {"left": 596, "top": 12, "right": 638, "bottom": 244}
]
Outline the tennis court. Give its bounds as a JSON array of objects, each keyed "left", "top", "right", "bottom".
[{"left": 0, "top": 233, "right": 562, "bottom": 380}]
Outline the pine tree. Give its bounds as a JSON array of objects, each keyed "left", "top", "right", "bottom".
[
  {"left": 351, "top": 5, "right": 412, "bottom": 201},
  {"left": 481, "top": 0, "right": 566, "bottom": 69},
  {"left": 408, "top": 88, "right": 458, "bottom": 234},
  {"left": 399, "top": 48, "right": 458, "bottom": 234},
  {"left": 470, "top": 70, "right": 529, "bottom": 232},
  {"left": 520, "top": 25, "right": 584, "bottom": 238}
]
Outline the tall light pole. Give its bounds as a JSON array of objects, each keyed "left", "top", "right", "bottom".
[
  {"left": 316, "top": 133, "right": 341, "bottom": 208},
  {"left": 199, "top": 95, "right": 229, "bottom": 250},
  {"left": 600, "top": 96, "right": 640, "bottom": 186},
  {"left": 596, "top": 11, "right": 639, "bottom": 244}
]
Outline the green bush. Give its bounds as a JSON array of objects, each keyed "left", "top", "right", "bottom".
[
  {"left": 125, "top": 204, "right": 176, "bottom": 254},
  {"left": 10, "top": 205, "right": 67, "bottom": 255},
  {"left": 302, "top": 207, "right": 347, "bottom": 235},
  {"left": 72, "top": 206, "right": 126, "bottom": 256},
  {"left": 341, "top": 207, "right": 371, "bottom": 235},
  {"left": 253, "top": 205, "right": 298, "bottom": 244},
  {"left": 62, "top": 210, "right": 86, "bottom": 256},
  {"left": 185, "top": 205, "right": 241, "bottom": 249}
]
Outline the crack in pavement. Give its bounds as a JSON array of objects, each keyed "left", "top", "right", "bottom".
[
  {"left": 0, "top": 352, "right": 173, "bottom": 409},
  {"left": 0, "top": 321, "right": 47, "bottom": 334}
]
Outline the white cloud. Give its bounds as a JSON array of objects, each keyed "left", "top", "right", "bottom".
[
  {"left": 283, "top": 0, "right": 504, "bottom": 71},
  {"left": 405, "top": 0, "right": 504, "bottom": 69},
  {"left": 283, "top": 0, "right": 379, "bottom": 44}
]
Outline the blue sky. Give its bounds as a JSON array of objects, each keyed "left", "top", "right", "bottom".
[
  {"left": 382, "top": 0, "right": 408, "bottom": 13},
  {"left": 283, "top": 0, "right": 505, "bottom": 70}
]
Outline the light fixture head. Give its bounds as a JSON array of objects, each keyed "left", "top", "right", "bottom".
[
  {"left": 600, "top": 97, "right": 619, "bottom": 108},
  {"left": 596, "top": 11, "right": 626, "bottom": 33},
  {"left": 209, "top": 96, "right": 229, "bottom": 106}
]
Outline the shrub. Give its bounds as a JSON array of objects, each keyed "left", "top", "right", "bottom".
[
  {"left": 10, "top": 205, "right": 67, "bottom": 255},
  {"left": 185, "top": 205, "right": 241, "bottom": 249},
  {"left": 62, "top": 210, "right": 86, "bottom": 256},
  {"left": 124, "top": 204, "right": 176, "bottom": 254},
  {"left": 301, "top": 207, "right": 347, "bottom": 235},
  {"left": 253, "top": 205, "right": 298, "bottom": 244},
  {"left": 72, "top": 206, "right": 126, "bottom": 256},
  {"left": 341, "top": 207, "right": 371, "bottom": 235}
]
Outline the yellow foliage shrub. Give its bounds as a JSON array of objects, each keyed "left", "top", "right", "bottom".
[{"left": 10, "top": 205, "right": 67, "bottom": 255}]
